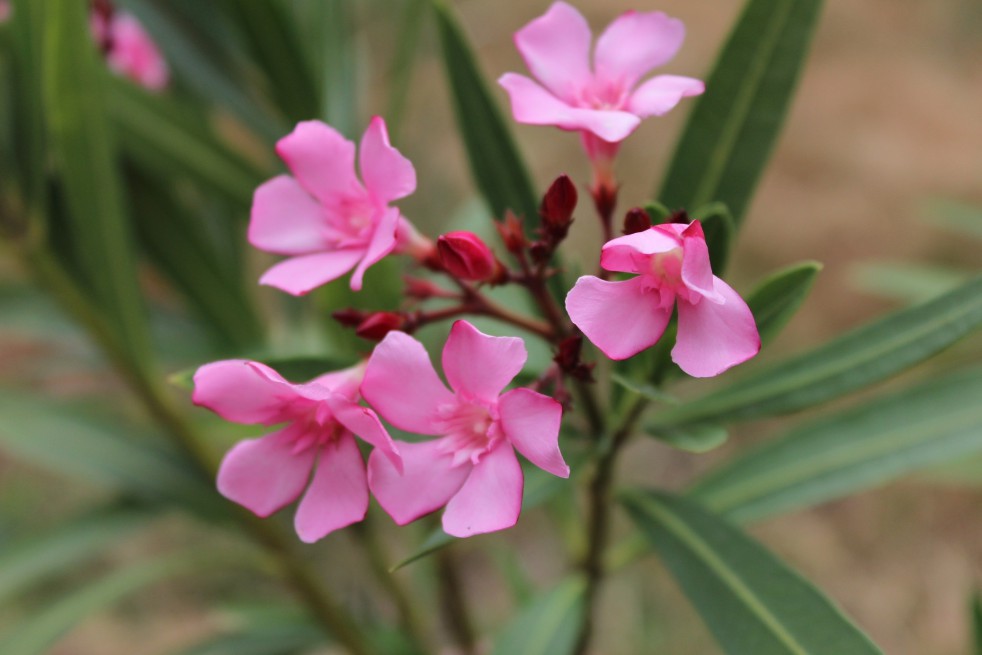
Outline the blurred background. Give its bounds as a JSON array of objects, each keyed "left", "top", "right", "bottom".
[{"left": 1, "top": 0, "right": 981, "bottom": 653}]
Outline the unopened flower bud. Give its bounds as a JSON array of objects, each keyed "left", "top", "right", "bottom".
[
  {"left": 356, "top": 312, "right": 406, "bottom": 341},
  {"left": 667, "top": 209, "right": 690, "bottom": 224},
  {"left": 554, "top": 335, "right": 594, "bottom": 382},
  {"left": 437, "top": 231, "right": 502, "bottom": 282},
  {"left": 540, "top": 175, "right": 577, "bottom": 237},
  {"left": 403, "top": 275, "right": 453, "bottom": 300},
  {"left": 623, "top": 207, "right": 652, "bottom": 235},
  {"left": 496, "top": 210, "right": 527, "bottom": 254},
  {"left": 332, "top": 308, "right": 368, "bottom": 328}
]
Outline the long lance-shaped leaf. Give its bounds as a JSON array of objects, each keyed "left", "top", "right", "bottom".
[
  {"left": 657, "top": 0, "right": 823, "bottom": 226},
  {"left": 688, "top": 367, "right": 982, "bottom": 523},
  {"left": 650, "top": 275, "right": 982, "bottom": 428},
  {"left": 490, "top": 577, "right": 586, "bottom": 655},
  {"left": 42, "top": 0, "right": 151, "bottom": 370},
  {"left": 432, "top": 0, "right": 539, "bottom": 225},
  {"left": 747, "top": 261, "right": 823, "bottom": 346},
  {"left": 622, "top": 491, "right": 882, "bottom": 655},
  {"left": 8, "top": 0, "right": 46, "bottom": 221}
]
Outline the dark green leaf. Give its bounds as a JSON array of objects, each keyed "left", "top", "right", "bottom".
[
  {"left": 8, "top": 0, "right": 46, "bottom": 218},
  {"left": 432, "top": 0, "right": 539, "bottom": 224},
  {"left": 691, "top": 203, "right": 735, "bottom": 274},
  {"left": 973, "top": 591, "right": 982, "bottom": 655},
  {"left": 650, "top": 275, "right": 982, "bottom": 428},
  {"left": 747, "top": 261, "right": 823, "bottom": 345},
  {"left": 688, "top": 368, "right": 982, "bottom": 523},
  {"left": 490, "top": 577, "right": 586, "bottom": 655},
  {"left": 657, "top": 0, "right": 824, "bottom": 226},
  {"left": 621, "top": 491, "right": 882, "bottom": 655}
]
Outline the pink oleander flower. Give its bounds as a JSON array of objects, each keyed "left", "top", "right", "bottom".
[
  {"left": 565, "top": 221, "right": 760, "bottom": 377},
  {"left": 250, "top": 117, "right": 429, "bottom": 296},
  {"left": 93, "top": 10, "right": 169, "bottom": 91},
  {"left": 193, "top": 360, "right": 401, "bottom": 542},
  {"left": 361, "top": 320, "right": 569, "bottom": 538},
  {"left": 0, "top": 1, "right": 11, "bottom": 23},
  {"left": 498, "top": 2, "right": 703, "bottom": 163}
]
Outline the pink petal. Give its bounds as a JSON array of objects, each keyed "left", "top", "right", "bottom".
[
  {"left": 442, "top": 444, "right": 523, "bottom": 537},
  {"left": 368, "top": 440, "right": 470, "bottom": 525},
  {"left": 193, "top": 360, "right": 297, "bottom": 425},
  {"left": 293, "top": 432, "right": 369, "bottom": 542},
  {"left": 258, "top": 249, "right": 365, "bottom": 296},
  {"left": 442, "top": 321, "right": 526, "bottom": 402},
  {"left": 513, "top": 1, "right": 593, "bottom": 103},
  {"left": 498, "top": 73, "right": 641, "bottom": 143},
  {"left": 276, "top": 121, "right": 361, "bottom": 206},
  {"left": 680, "top": 221, "right": 719, "bottom": 300},
  {"left": 349, "top": 207, "right": 399, "bottom": 291},
  {"left": 498, "top": 388, "right": 568, "bottom": 478},
  {"left": 594, "top": 11, "right": 685, "bottom": 90},
  {"left": 308, "top": 363, "right": 365, "bottom": 400},
  {"left": 628, "top": 75, "right": 705, "bottom": 118},
  {"left": 361, "top": 331, "right": 456, "bottom": 435},
  {"left": 326, "top": 394, "right": 402, "bottom": 472},
  {"left": 106, "top": 13, "right": 169, "bottom": 92},
  {"left": 217, "top": 427, "right": 316, "bottom": 517},
  {"left": 359, "top": 116, "right": 416, "bottom": 205},
  {"left": 600, "top": 227, "right": 680, "bottom": 274},
  {"left": 249, "top": 175, "right": 327, "bottom": 255},
  {"left": 673, "top": 277, "right": 761, "bottom": 377},
  {"left": 566, "top": 276, "right": 672, "bottom": 360}
]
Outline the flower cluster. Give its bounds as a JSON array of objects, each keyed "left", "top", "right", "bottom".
[{"left": 192, "top": 2, "right": 759, "bottom": 543}]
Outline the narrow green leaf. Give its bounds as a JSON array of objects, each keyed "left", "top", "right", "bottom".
[
  {"left": 42, "top": 0, "right": 151, "bottom": 369},
  {"left": 650, "top": 275, "right": 982, "bottom": 428},
  {"left": 747, "top": 261, "right": 823, "bottom": 346},
  {"left": 621, "top": 491, "right": 882, "bottom": 655},
  {"left": 691, "top": 202, "right": 735, "bottom": 274},
  {"left": 432, "top": 0, "right": 539, "bottom": 223},
  {"left": 647, "top": 424, "right": 729, "bottom": 454},
  {"left": 490, "top": 577, "right": 586, "bottom": 655},
  {"left": 644, "top": 200, "right": 672, "bottom": 223},
  {"left": 389, "top": 529, "right": 454, "bottom": 572},
  {"left": 688, "top": 368, "right": 982, "bottom": 523},
  {"left": 658, "top": 0, "right": 823, "bottom": 226},
  {"left": 386, "top": 0, "right": 427, "bottom": 140},
  {"left": 972, "top": 591, "right": 982, "bottom": 655},
  {"left": 611, "top": 373, "right": 678, "bottom": 405},
  {"left": 850, "top": 262, "right": 964, "bottom": 305},
  {"left": 8, "top": 0, "right": 47, "bottom": 219},
  {"left": 924, "top": 198, "right": 982, "bottom": 240},
  {"left": 169, "top": 617, "right": 325, "bottom": 655},
  {"left": 0, "top": 504, "right": 153, "bottom": 605}
]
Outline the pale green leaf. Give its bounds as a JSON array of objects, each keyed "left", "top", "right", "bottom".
[{"left": 490, "top": 577, "right": 586, "bottom": 655}]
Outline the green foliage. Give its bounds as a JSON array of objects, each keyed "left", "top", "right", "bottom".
[
  {"left": 747, "top": 261, "right": 823, "bottom": 345},
  {"left": 691, "top": 202, "right": 735, "bottom": 274},
  {"left": 490, "top": 577, "right": 586, "bottom": 655},
  {"left": 647, "top": 423, "right": 729, "bottom": 454},
  {"left": 622, "top": 491, "right": 882, "bottom": 655}
]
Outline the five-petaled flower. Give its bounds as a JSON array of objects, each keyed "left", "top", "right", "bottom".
[
  {"left": 498, "top": 1, "right": 703, "bottom": 164},
  {"left": 361, "top": 320, "right": 569, "bottom": 537},
  {"left": 250, "top": 117, "right": 429, "bottom": 296},
  {"left": 565, "top": 221, "right": 760, "bottom": 377},
  {"left": 193, "top": 360, "right": 401, "bottom": 543}
]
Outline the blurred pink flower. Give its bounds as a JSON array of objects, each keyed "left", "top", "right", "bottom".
[
  {"left": 498, "top": 2, "right": 703, "bottom": 161},
  {"left": 566, "top": 221, "right": 759, "bottom": 377},
  {"left": 250, "top": 117, "right": 429, "bottom": 295},
  {"left": 93, "top": 10, "right": 169, "bottom": 91},
  {"left": 362, "top": 320, "right": 569, "bottom": 538},
  {"left": 193, "top": 360, "right": 401, "bottom": 543},
  {"left": 0, "top": 1, "right": 11, "bottom": 23}
]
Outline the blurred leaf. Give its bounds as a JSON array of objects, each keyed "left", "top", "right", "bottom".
[
  {"left": 645, "top": 200, "right": 672, "bottom": 223},
  {"left": 688, "top": 367, "right": 982, "bottom": 523},
  {"left": 611, "top": 373, "right": 678, "bottom": 405},
  {"left": 169, "top": 354, "right": 358, "bottom": 392},
  {"left": 8, "top": 0, "right": 46, "bottom": 218},
  {"left": 973, "top": 591, "right": 982, "bottom": 655},
  {"left": 386, "top": 0, "right": 427, "bottom": 139},
  {"left": 490, "top": 576, "right": 586, "bottom": 655},
  {"left": 658, "top": 0, "right": 823, "bottom": 226},
  {"left": 170, "top": 613, "right": 325, "bottom": 655},
  {"left": 42, "top": 0, "right": 151, "bottom": 369},
  {"left": 923, "top": 198, "right": 982, "bottom": 240},
  {"left": 432, "top": 0, "right": 539, "bottom": 224},
  {"left": 747, "top": 261, "right": 823, "bottom": 346},
  {"left": 650, "top": 275, "right": 982, "bottom": 429},
  {"left": 390, "top": 529, "right": 454, "bottom": 572},
  {"left": 851, "top": 262, "right": 965, "bottom": 305},
  {"left": 0, "top": 504, "right": 153, "bottom": 605},
  {"left": 691, "top": 203, "right": 735, "bottom": 274},
  {"left": 621, "top": 491, "right": 882, "bottom": 655},
  {"left": 0, "top": 551, "right": 220, "bottom": 655},
  {"left": 647, "top": 423, "right": 729, "bottom": 454}
]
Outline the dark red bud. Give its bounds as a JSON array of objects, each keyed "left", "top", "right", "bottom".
[
  {"left": 623, "top": 207, "right": 652, "bottom": 235},
  {"left": 496, "top": 210, "right": 527, "bottom": 254},
  {"left": 591, "top": 180, "right": 618, "bottom": 224},
  {"left": 667, "top": 209, "right": 690, "bottom": 224},
  {"left": 554, "top": 335, "right": 594, "bottom": 382},
  {"left": 437, "top": 231, "right": 500, "bottom": 282},
  {"left": 540, "top": 175, "right": 578, "bottom": 233},
  {"left": 529, "top": 241, "right": 551, "bottom": 265},
  {"left": 331, "top": 308, "right": 368, "bottom": 328},
  {"left": 355, "top": 312, "right": 406, "bottom": 341}
]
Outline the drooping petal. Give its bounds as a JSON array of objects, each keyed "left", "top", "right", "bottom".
[
  {"left": 513, "top": 1, "right": 592, "bottom": 103},
  {"left": 193, "top": 360, "right": 297, "bottom": 425},
  {"left": 673, "top": 277, "right": 761, "bottom": 378},
  {"left": 275, "top": 121, "right": 361, "bottom": 206},
  {"left": 442, "top": 444, "right": 523, "bottom": 537},
  {"left": 628, "top": 75, "right": 705, "bottom": 118},
  {"left": 217, "top": 427, "right": 316, "bottom": 517},
  {"left": 566, "top": 276, "right": 672, "bottom": 360},
  {"left": 359, "top": 116, "right": 416, "bottom": 205},
  {"left": 326, "top": 394, "right": 402, "bottom": 471},
  {"left": 498, "top": 73, "right": 641, "bottom": 143},
  {"left": 498, "top": 388, "right": 568, "bottom": 478},
  {"left": 249, "top": 175, "right": 327, "bottom": 255},
  {"left": 442, "top": 321, "right": 526, "bottom": 402},
  {"left": 361, "top": 331, "right": 456, "bottom": 435},
  {"left": 349, "top": 207, "right": 400, "bottom": 291},
  {"left": 368, "top": 440, "right": 470, "bottom": 525},
  {"left": 258, "top": 249, "right": 364, "bottom": 296},
  {"left": 594, "top": 11, "right": 685, "bottom": 90},
  {"left": 293, "top": 432, "right": 369, "bottom": 542},
  {"left": 679, "top": 221, "right": 720, "bottom": 301},
  {"left": 600, "top": 227, "right": 681, "bottom": 274}
]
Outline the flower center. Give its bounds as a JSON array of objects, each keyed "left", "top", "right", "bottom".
[
  {"left": 435, "top": 401, "right": 502, "bottom": 466},
  {"left": 649, "top": 248, "right": 684, "bottom": 287},
  {"left": 286, "top": 403, "right": 343, "bottom": 455}
]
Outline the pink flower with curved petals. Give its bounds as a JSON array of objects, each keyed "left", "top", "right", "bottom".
[
  {"left": 193, "top": 360, "right": 401, "bottom": 543},
  {"left": 566, "top": 221, "right": 760, "bottom": 377},
  {"left": 361, "top": 320, "right": 569, "bottom": 538},
  {"left": 94, "top": 11, "right": 169, "bottom": 91},
  {"left": 250, "top": 117, "right": 428, "bottom": 296},
  {"left": 498, "top": 2, "right": 703, "bottom": 160}
]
